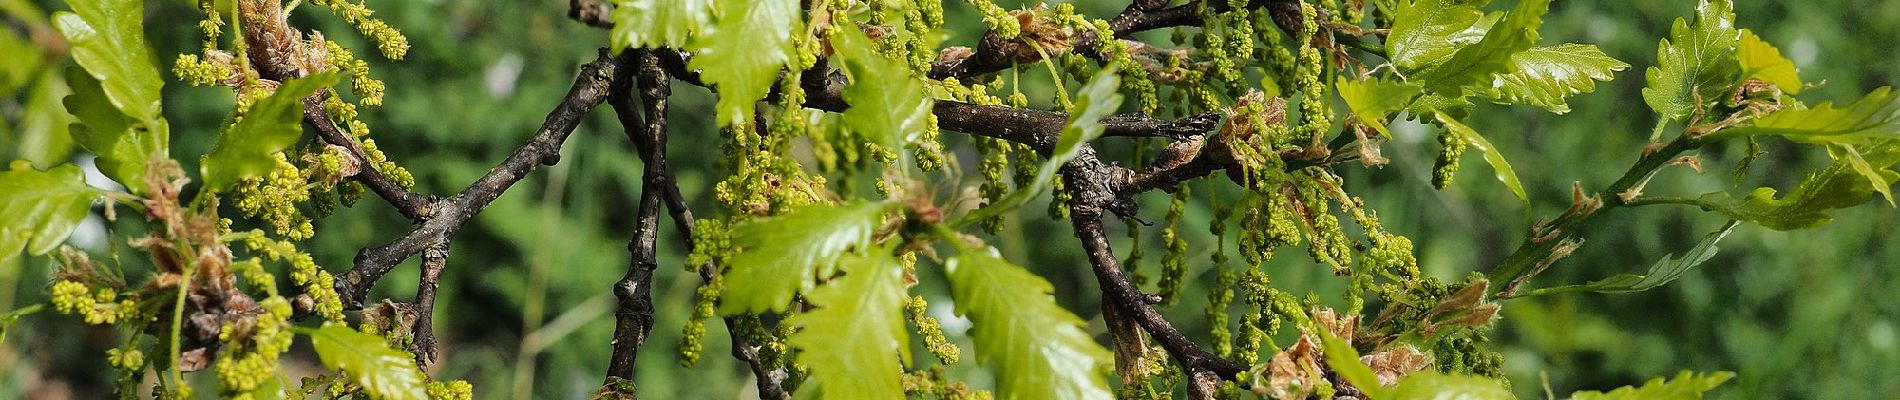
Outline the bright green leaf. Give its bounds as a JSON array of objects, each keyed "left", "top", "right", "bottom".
[
  {"left": 833, "top": 26, "right": 933, "bottom": 160},
  {"left": 1736, "top": 29, "right": 1801, "bottom": 94},
  {"left": 0, "top": 162, "right": 102, "bottom": 258},
  {"left": 1478, "top": 43, "right": 1629, "bottom": 114},
  {"left": 787, "top": 253, "right": 909, "bottom": 400},
  {"left": 1435, "top": 111, "right": 1528, "bottom": 204},
  {"left": 1411, "top": 0, "right": 1551, "bottom": 95},
  {"left": 1336, "top": 77, "right": 1423, "bottom": 137},
  {"left": 1517, "top": 221, "right": 1737, "bottom": 297},
  {"left": 1386, "top": 0, "right": 1490, "bottom": 70},
  {"left": 1837, "top": 144, "right": 1897, "bottom": 204},
  {"left": 720, "top": 200, "right": 894, "bottom": 314},
  {"left": 956, "top": 69, "right": 1122, "bottom": 226},
  {"left": 947, "top": 250, "right": 1113, "bottom": 400},
  {"left": 1317, "top": 329, "right": 1392, "bottom": 399},
  {"left": 305, "top": 323, "right": 429, "bottom": 400},
  {"left": 1712, "top": 87, "right": 1900, "bottom": 145},
  {"left": 13, "top": 70, "right": 77, "bottom": 168},
  {"left": 63, "top": 66, "right": 165, "bottom": 194},
  {"left": 608, "top": 0, "right": 708, "bottom": 52},
  {"left": 1391, "top": 372, "right": 1516, "bottom": 400},
  {"left": 200, "top": 72, "right": 338, "bottom": 192},
  {"left": 52, "top": 0, "right": 162, "bottom": 122},
  {"left": 687, "top": 0, "right": 797, "bottom": 127},
  {"left": 1569, "top": 371, "right": 1733, "bottom": 400},
  {"left": 1641, "top": 0, "right": 1739, "bottom": 123},
  {"left": 1695, "top": 144, "right": 1900, "bottom": 230}
]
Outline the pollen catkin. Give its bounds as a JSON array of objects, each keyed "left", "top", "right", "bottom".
[{"left": 1433, "top": 128, "right": 1467, "bottom": 189}]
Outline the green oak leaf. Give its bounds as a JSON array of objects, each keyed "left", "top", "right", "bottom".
[
  {"left": 608, "top": 0, "right": 708, "bottom": 52},
  {"left": 52, "top": 0, "right": 162, "bottom": 122},
  {"left": 63, "top": 66, "right": 165, "bottom": 194},
  {"left": 687, "top": 0, "right": 797, "bottom": 127},
  {"left": 1411, "top": 0, "right": 1551, "bottom": 95},
  {"left": 13, "top": 70, "right": 77, "bottom": 168},
  {"left": 1712, "top": 87, "right": 1900, "bottom": 145},
  {"left": 946, "top": 250, "right": 1113, "bottom": 400},
  {"left": 1837, "top": 144, "right": 1897, "bottom": 204},
  {"left": 1569, "top": 371, "right": 1734, "bottom": 400},
  {"left": 304, "top": 323, "right": 428, "bottom": 400},
  {"left": 1695, "top": 143, "right": 1900, "bottom": 230},
  {"left": 1478, "top": 43, "right": 1629, "bottom": 114},
  {"left": 1392, "top": 372, "right": 1515, "bottom": 400},
  {"left": 201, "top": 72, "right": 339, "bottom": 192},
  {"left": 1518, "top": 221, "right": 1736, "bottom": 297},
  {"left": 0, "top": 162, "right": 102, "bottom": 259},
  {"left": 1435, "top": 111, "right": 1528, "bottom": 205},
  {"left": 1736, "top": 29, "right": 1801, "bottom": 94},
  {"left": 1317, "top": 329, "right": 1393, "bottom": 399},
  {"left": 1386, "top": 0, "right": 1490, "bottom": 70},
  {"left": 786, "top": 252, "right": 909, "bottom": 400},
  {"left": 720, "top": 200, "right": 894, "bottom": 314},
  {"left": 833, "top": 26, "right": 933, "bottom": 162},
  {"left": 1641, "top": 0, "right": 1738, "bottom": 123},
  {"left": 956, "top": 69, "right": 1122, "bottom": 226},
  {"left": 1336, "top": 76, "right": 1423, "bottom": 137}
]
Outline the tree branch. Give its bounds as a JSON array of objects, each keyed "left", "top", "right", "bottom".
[
  {"left": 604, "top": 50, "right": 663, "bottom": 381},
  {"left": 411, "top": 241, "right": 449, "bottom": 367},
  {"left": 932, "top": 0, "right": 1295, "bottom": 81}
]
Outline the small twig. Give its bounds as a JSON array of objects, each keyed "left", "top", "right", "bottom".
[
  {"left": 411, "top": 241, "right": 449, "bottom": 367},
  {"left": 567, "top": 0, "right": 614, "bottom": 29},
  {"left": 604, "top": 50, "right": 663, "bottom": 382}
]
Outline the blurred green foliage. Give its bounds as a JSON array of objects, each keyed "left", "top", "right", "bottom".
[{"left": 2, "top": 0, "right": 1896, "bottom": 398}]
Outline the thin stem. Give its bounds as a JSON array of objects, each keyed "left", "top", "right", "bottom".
[{"left": 1623, "top": 196, "right": 1705, "bottom": 208}]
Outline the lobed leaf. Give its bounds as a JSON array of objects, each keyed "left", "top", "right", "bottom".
[
  {"left": 1435, "top": 111, "right": 1528, "bottom": 205},
  {"left": 1386, "top": 0, "right": 1490, "bottom": 70},
  {"left": 832, "top": 26, "right": 933, "bottom": 161},
  {"left": 1517, "top": 221, "right": 1737, "bottom": 297},
  {"left": 1568, "top": 370, "right": 1733, "bottom": 400},
  {"left": 719, "top": 200, "right": 894, "bottom": 314},
  {"left": 1641, "top": 0, "right": 1739, "bottom": 123},
  {"left": 956, "top": 69, "right": 1122, "bottom": 226},
  {"left": 51, "top": 0, "right": 162, "bottom": 122},
  {"left": 946, "top": 250, "right": 1113, "bottom": 400},
  {"left": 786, "top": 253, "right": 909, "bottom": 400},
  {"left": 1694, "top": 142, "right": 1900, "bottom": 230},
  {"left": 1713, "top": 87, "right": 1900, "bottom": 145},
  {"left": 0, "top": 162, "right": 102, "bottom": 259},
  {"left": 687, "top": 0, "right": 797, "bottom": 127},
  {"left": 608, "top": 0, "right": 708, "bottom": 52},
  {"left": 1478, "top": 43, "right": 1629, "bottom": 114},
  {"left": 63, "top": 66, "right": 165, "bottom": 194},
  {"left": 1391, "top": 372, "right": 1515, "bottom": 400},
  {"left": 1736, "top": 29, "right": 1801, "bottom": 94},
  {"left": 201, "top": 72, "right": 339, "bottom": 192},
  {"left": 306, "top": 323, "right": 429, "bottom": 400},
  {"left": 1336, "top": 76, "right": 1423, "bottom": 137},
  {"left": 1411, "top": 0, "right": 1551, "bottom": 95}
]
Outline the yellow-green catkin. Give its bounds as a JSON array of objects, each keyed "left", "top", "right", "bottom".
[
  {"left": 308, "top": 0, "right": 409, "bottom": 60},
  {"left": 1433, "top": 127, "right": 1466, "bottom": 189},
  {"left": 1157, "top": 187, "right": 1190, "bottom": 306},
  {"left": 906, "top": 296, "right": 961, "bottom": 364},
  {"left": 1294, "top": 2, "right": 1331, "bottom": 142}
]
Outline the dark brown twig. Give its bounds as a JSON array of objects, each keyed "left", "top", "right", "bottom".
[{"left": 411, "top": 241, "right": 448, "bottom": 367}]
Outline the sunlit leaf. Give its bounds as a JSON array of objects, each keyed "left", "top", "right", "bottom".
[
  {"left": 1641, "top": 0, "right": 1738, "bottom": 123},
  {"left": 201, "top": 72, "right": 338, "bottom": 192},
  {"left": 1387, "top": 0, "right": 1490, "bottom": 70},
  {"left": 946, "top": 250, "right": 1113, "bottom": 400},
  {"left": 1478, "top": 43, "right": 1629, "bottom": 114},
  {"left": 787, "top": 253, "right": 909, "bottom": 400},
  {"left": 833, "top": 26, "right": 933, "bottom": 160},
  {"left": 305, "top": 323, "right": 428, "bottom": 400},
  {"left": 63, "top": 67, "right": 165, "bottom": 194},
  {"left": 1837, "top": 144, "right": 1897, "bottom": 204},
  {"left": 687, "top": 0, "right": 797, "bottom": 127},
  {"left": 52, "top": 0, "right": 162, "bottom": 122},
  {"left": 1411, "top": 0, "right": 1550, "bottom": 95},
  {"left": 1317, "top": 329, "right": 1392, "bottom": 399},
  {"left": 1695, "top": 143, "right": 1900, "bottom": 230},
  {"left": 0, "top": 162, "right": 102, "bottom": 258},
  {"left": 608, "top": 0, "right": 708, "bottom": 52},
  {"left": 720, "top": 200, "right": 894, "bottom": 314},
  {"left": 1336, "top": 77, "right": 1423, "bottom": 137},
  {"left": 956, "top": 69, "right": 1122, "bottom": 226},
  {"left": 1435, "top": 111, "right": 1528, "bottom": 205},
  {"left": 1713, "top": 87, "right": 1900, "bottom": 145},
  {"left": 1736, "top": 29, "right": 1801, "bottom": 94},
  {"left": 1569, "top": 371, "right": 1733, "bottom": 400},
  {"left": 13, "top": 71, "right": 77, "bottom": 167},
  {"left": 1517, "top": 221, "right": 1737, "bottom": 297},
  {"left": 1392, "top": 372, "right": 1515, "bottom": 400}
]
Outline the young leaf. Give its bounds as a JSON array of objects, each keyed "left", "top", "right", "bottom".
[
  {"left": 946, "top": 250, "right": 1113, "bottom": 400},
  {"left": 305, "top": 323, "right": 428, "bottom": 400},
  {"left": 51, "top": 0, "right": 162, "bottom": 122},
  {"left": 1410, "top": 0, "right": 1551, "bottom": 95},
  {"left": 1391, "top": 372, "right": 1515, "bottom": 400},
  {"left": 1435, "top": 111, "right": 1528, "bottom": 205},
  {"left": 63, "top": 66, "right": 164, "bottom": 194},
  {"left": 1517, "top": 221, "right": 1737, "bottom": 297},
  {"left": 786, "top": 253, "right": 909, "bottom": 400},
  {"left": 1837, "top": 144, "right": 1897, "bottom": 205},
  {"left": 1478, "top": 43, "right": 1630, "bottom": 114},
  {"left": 1336, "top": 76, "right": 1423, "bottom": 137},
  {"left": 1641, "top": 0, "right": 1739, "bottom": 123},
  {"left": 833, "top": 26, "right": 933, "bottom": 160},
  {"left": 1386, "top": 0, "right": 1490, "bottom": 70},
  {"left": 1316, "top": 329, "right": 1392, "bottom": 399},
  {"left": 608, "top": 0, "right": 708, "bottom": 52},
  {"left": 1695, "top": 145, "right": 1900, "bottom": 230},
  {"left": 1736, "top": 29, "right": 1801, "bottom": 94},
  {"left": 14, "top": 71, "right": 77, "bottom": 168},
  {"left": 0, "top": 162, "right": 102, "bottom": 258},
  {"left": 956, "top": 69, "right": 1122, "bottom": 226},
  {"left": 686, "top": 0, "right": 796, "bottom": 127},
  {"left": 720, "top": 200, "right": 894, "bottom": 314},
  {"left": 201, "top": 72, "right": 339, "bottom": 192},
  {"left": 1712, "top": 87, "right": 1900, "bottom": 145},
  {"left": 1569, "top": 370, "right": 1734, "bottom": 400}
]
